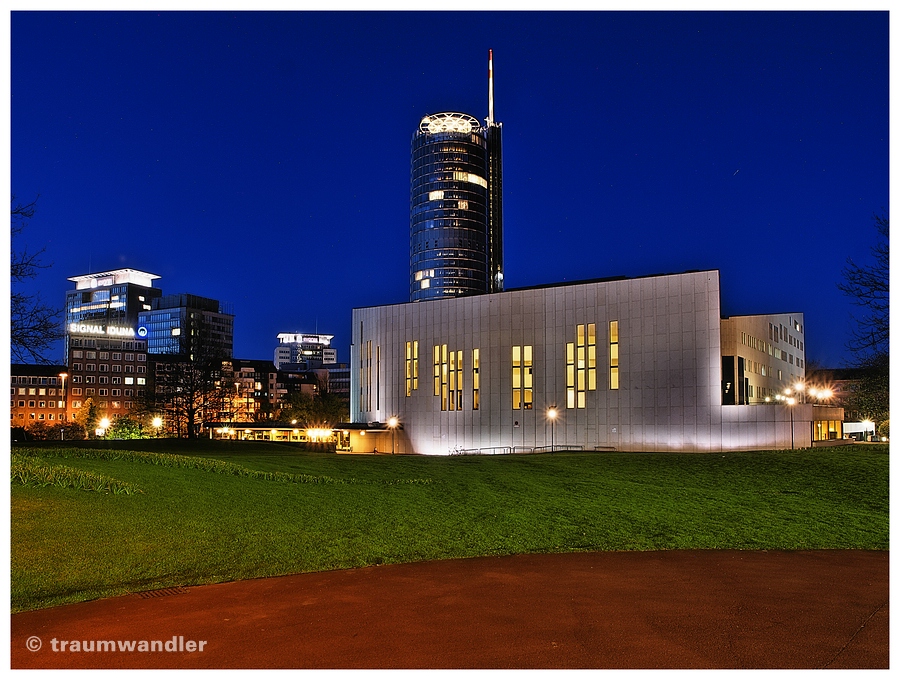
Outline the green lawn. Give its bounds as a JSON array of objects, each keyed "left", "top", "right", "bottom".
[{"left": 10, "top": 442, "right": 889, "bottom": 613}]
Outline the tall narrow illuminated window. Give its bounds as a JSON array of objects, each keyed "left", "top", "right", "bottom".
[
  {"left": 512, "top": 345, "right": 533, "bottom": 410},
  {"left": 512, "top": 346, "right": 521, "bottom": 410},
  {"left": 365, "top": 340, "right": 373, "bottom": 411},
  {"left": 587, "top": 323, "right": 597, "bottom": 390},
  {"left": 433, "top": 344, "right": 462, "bottom": 411},
  {"left": 406, "top": 341, "right": 412, "bottom": 397},
  {"left": 523, "top": 345, "right": 533, "bottom": 409},
  {"left": 577, "top": 324, "right": 586, "bottom": 408},
  {"left": 609, "top": 321, "right": 619, "bottom": 390},
  {"left": 449, "top": 350, "right": 457, "bottom": 411},
  {"left": 433, "top": 345, "right": 440, "bottom": 396},
  {"left": 441, "top": 344, "right": 449, "bottom": 410},
  {"left": 359, "top": 334, "right": 365, "bottom": 410},
  {"left": 472, "top": 348, "right": 480, "bottom": 410},
  {"left": 567, "top": 324, "right": 596, "bottom": 408},
  {"left": 456, "top": 350, "right": 463, "bottom": 410},
  {"left": 405, "top": 341, "right": 419, "bottom": 397}
]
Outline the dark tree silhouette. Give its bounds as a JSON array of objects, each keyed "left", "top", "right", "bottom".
[
  {"left": 838, "top": 212, "right": 889, "bottom": 425},
  {"left": 10, "top": 196, "right": 64, "bottom": 363}
]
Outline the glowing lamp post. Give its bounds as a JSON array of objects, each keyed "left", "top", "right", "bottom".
[
  {"left": 58, "top": 371, "right": 68, "bottom": 416},
  {"left": 785, "top": 396, "right": 796, "bottom": 450},
  {"left": 547, "top": 407, "right": 558, "bottom": 452},
  {"left": 97, "top": 417, "right": 111, "bottom": 438},
  {"left": 388, "top": 417, "right": 399, "bottom": 454},
  {"left": 152, "top": 416, "right": 163, "bottom": 437}
]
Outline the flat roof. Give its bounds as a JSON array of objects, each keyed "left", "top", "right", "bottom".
[
  {"left": 68, "top": 269, "right": 161, "bottom": 289},
  {"left": 353, "top": 268, "right": 720, "bottom": 311}
]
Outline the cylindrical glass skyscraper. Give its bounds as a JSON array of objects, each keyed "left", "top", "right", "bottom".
[{"left": 410, "top": 112, "right": 490, "bottom": 301}]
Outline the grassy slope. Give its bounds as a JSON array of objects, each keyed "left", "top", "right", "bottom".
[{"left": 10, "top": 443, "right": 889, "bottom": 612}]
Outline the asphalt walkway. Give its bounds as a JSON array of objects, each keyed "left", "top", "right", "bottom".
[{"left": 11, "top": 550, "right": 888, "bottom": 669}]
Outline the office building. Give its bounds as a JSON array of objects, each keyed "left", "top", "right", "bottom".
[
  {"left": 273, "top": 333, "right": 335, "bottom": 369},
  {"left": 138, "top": 293, "right": 234, "bottom": 360},
  {"left": 410, "top": 51, "right": 503, "bottom": 301},
  {"left": 64, "top": 268, "right": 161, "bottom": 363},
  {"left": 65, "top": 337, "right": 149, "bottom": 423},
  {"left": 720, "top": 314, "right": 807, "bottom": 404},
  {"left": 218, "top": 358, "right": 279, "bottom": 422},
  {"left": 10, "top": 364, "right": 69, "bottom": 427},
  {"left": 63, "top": 268, "right": 156, "bottom": 424}
]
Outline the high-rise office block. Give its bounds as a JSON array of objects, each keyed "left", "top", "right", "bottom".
[
  {"left": 64, "top": 268, "right": 161, "bottom": 363},
  {"left": 64, "top": 268, "right": 159, "bottom": 423},
  {"left": 410, "top": 50, "right": 503, "bottom": 301},
  {"left": 273, "top": 332, "right": 336, "bottom": 369},
  {"left": 138, "top": 293, "right": 234, "bottom": 360}
]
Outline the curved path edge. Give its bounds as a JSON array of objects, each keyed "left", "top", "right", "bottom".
[{"left": 11, "top": 549, "right": 889, "bottom": 669}]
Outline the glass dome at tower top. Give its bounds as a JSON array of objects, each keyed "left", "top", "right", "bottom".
[{"left": 419, "top": 112, "right": 482, "bottom": 135}]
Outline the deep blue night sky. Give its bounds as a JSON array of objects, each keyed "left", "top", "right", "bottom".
[{"left": 10, "top": 10, "right": 889, "bottom": 368}]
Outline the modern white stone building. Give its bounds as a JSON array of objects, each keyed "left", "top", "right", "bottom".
[{"left": 349, "top": 269, "right": 842, "bottom": 454}]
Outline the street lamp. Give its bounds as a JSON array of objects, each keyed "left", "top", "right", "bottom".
[
  {"left": 97, "top": 417, "right": 111, "bottom": 438},
  {"left": 152, "top": 416, "right": 163, "bottom": 437},
  {"left": 58, "top": 371, "right": 68, "bottom": 416},
  {"left": 547, "top": 407, "right": 558, "bottom": 452},
  {"left": 388, "top": 417, "right": 399, "bottom": 454}
]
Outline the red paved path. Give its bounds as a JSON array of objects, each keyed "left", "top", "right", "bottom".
[{"left": 11, "top": 550, "right": 888, "bottom": 669}]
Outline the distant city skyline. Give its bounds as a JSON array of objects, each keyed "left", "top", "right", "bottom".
[{"left": 10, "top": 10, "right": 889, "bottom": 368}]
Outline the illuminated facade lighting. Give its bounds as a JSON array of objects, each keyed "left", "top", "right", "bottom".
[
  {"left": 352, "top": 270, "right": 844, "bottom": 454},
  {"left": 65, "top": 268, "right": 162, "bottom": 364}
]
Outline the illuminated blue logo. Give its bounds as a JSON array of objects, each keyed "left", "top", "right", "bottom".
[{"left": 137, "top": 326, "right": 148, "bottom": 337}]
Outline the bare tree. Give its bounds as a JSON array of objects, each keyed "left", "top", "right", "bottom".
[
  {"left": 839, "top": 213, "right": 889, "bottom": 361},
  {"left": 838, "top": 212, "right": 889, "bottom": 424},
  {"left": 11, "top": 196, "right": 64, "bottom": 363},
  {"left": 149, "top": 321, "right": 231, "bottom": 438}
]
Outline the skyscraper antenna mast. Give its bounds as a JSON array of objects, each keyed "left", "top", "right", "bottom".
[{"left": 488, "top": 49, "right": 494, "bottom": 124}]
